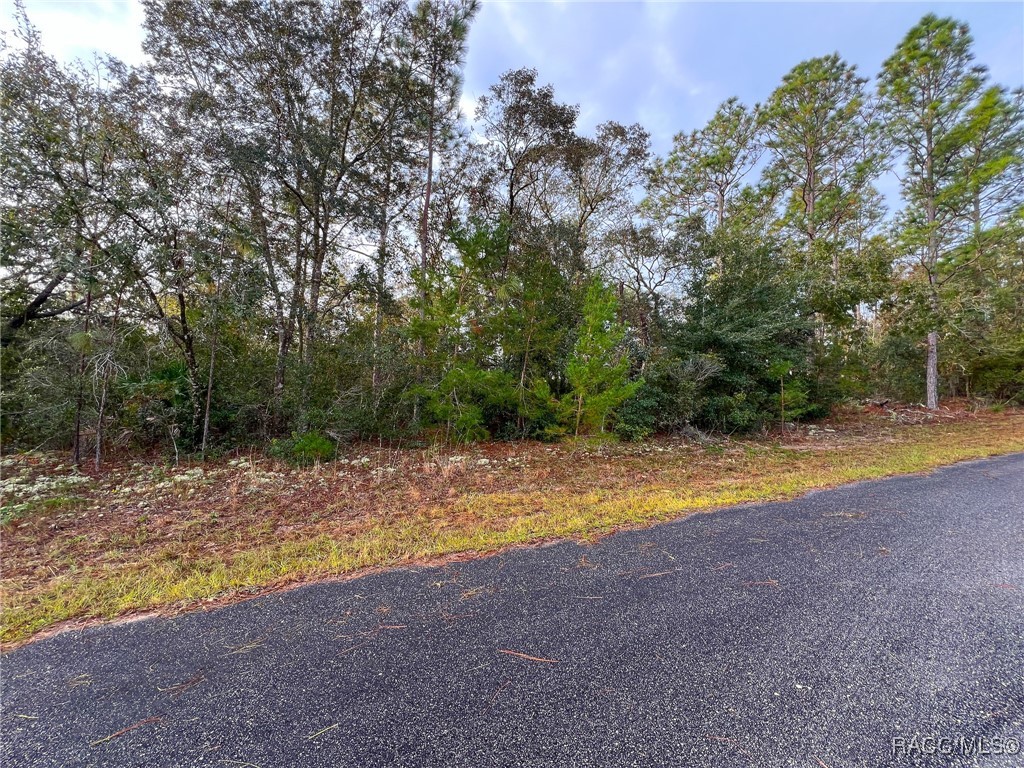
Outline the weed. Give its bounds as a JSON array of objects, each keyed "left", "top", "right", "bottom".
[{"left": 1, "top": 412, "right": 1021, "bottom": 647}]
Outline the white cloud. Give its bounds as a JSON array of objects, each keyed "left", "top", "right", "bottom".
[
  {"left": 459, "top": 93, "right": 478, "bottom": 122},
  {"left": 642, "top": 0, "right": 681, "bottom": 30},
  {"left": 492, "top": 1, "right": 545, "bottom": 64},
  {"left": 9, "top": 0, "right": 147, "bottom": 65}
]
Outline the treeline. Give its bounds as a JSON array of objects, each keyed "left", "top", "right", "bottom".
[{"left": 2, "top": 3, "right": 1022, "bottom": 464}]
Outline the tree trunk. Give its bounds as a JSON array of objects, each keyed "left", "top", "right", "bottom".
[
  {"left": 419, "top": 82, "right": 436, "bottom": 322},
  {"left": 924, "top": 125, "right": 939, "bottom": 411},
  {"left": 72, "top": 249, "right": 93, "bottom": 467},
  {"left": 94, "top": 287, "right": 124, "bottom": 470},
  {"left": 172, "top": 244, "right": 202, "bottom": 439},
  {"left": 780, "top": 376, "right": 785, "bottom": 434},
  {"left": 414, "top": 86, "right": 437, "bottom": 425},
  {"left": 372, "top": 221, "right": 390, "bottom": 394},
  {"left": 926, "top": 330, "right": 939, "bottom": 410},
  {"left": 95, "top": 377, "right": 108, "bottom": 471},
  {"left": 201, "top": 323, "right": 218, "bottom": 457},
  {"left": 371, "top": 269, "right": 384, "bottom": 395},
  {"left": 245, "top": 181, "right": 290, "bottom": 425},
  {"left": 305, "top": 214, "right": 325, "bottom": 368}
]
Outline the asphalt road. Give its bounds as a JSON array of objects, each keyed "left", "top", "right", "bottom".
[{"left": 3, "top": 454, "right": 1023, "bottom": 768}]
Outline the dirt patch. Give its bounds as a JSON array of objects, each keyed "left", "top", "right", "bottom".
[{"left": 2, "top": 401, "right": 1020, "bottom": 648}]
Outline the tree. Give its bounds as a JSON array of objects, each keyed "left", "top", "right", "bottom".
[
  {"left": 409, "top": 219, "right": 580, "bottom": 440},
  {"left": 762, "top": 54, "right": 888, "bottom": 319},
  {"left": 4, "top": 6, "right": 1022, "bottom": 456},
  {"left": 957, "top": 86, "right": 1024, "bottom": 261},
  {"left": 2, "top": 13, "right": 222, "bottom": 457},
  {"left": 604, "top": 221, "right": 690, "bottom": 363},
  {"left": 475, "top": 68, "right": 579, "bottom": 232},
  {"left": 670, "top": 228, "right": 818, "bottom": 432},
  {"left": 647, "top": 98, "right": 762, "bottom": 235},
  {"left": 1, "top": 18, "right": 110, "bottom": 351},
  {"left": 878, "top": 14, "right": 991, "bottom": 409},
  {"left": 563, "top": 279, "right": 640, "bottom": 435},
  {"left": 940, "top": 87, "right": 1024, "bottom": 400},
  {"left": 143, "top": 0, "right": 414, "bottom": 417},
  {"left": 407, "top": 0, "right": 479, "bottom": 292}
]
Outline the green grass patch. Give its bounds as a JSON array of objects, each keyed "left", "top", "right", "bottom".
[{"left": 2, "top": 417, "right": 1022, "bottom": 647}]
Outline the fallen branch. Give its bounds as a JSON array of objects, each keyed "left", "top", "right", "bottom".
[
  {"left": 338, "top": 641, "right": 371, "bottom": 656},
  {"left": 638, "top": 569, "right": 678, "bottom": 580},
  {"left": 483, "top": 678, "right": 512, "bottom": 712},
  {"left": 158, "top": 674, "right": 205, "bottom": 699},
  {"left": 221, "top": 637, "right": 267, "bottom": 656},
  {"left": 497, "top": 649, "right": 559, "bottom": 664},
  {"left": 89, "top": 716, "right": 161, "bottom": 746},
  {"left": 307, "top": 723, "right": 339, "bottom": 740},
  {"left": 440, "top": 611, "right": 473, "bottom": 621}
]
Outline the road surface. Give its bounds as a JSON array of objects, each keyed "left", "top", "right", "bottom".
[{"left": 3, "top": 454, "right": 1023, "bottom": 767}]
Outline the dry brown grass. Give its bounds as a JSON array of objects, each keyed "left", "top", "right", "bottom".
[{"left": 2, "top": 402, "right": 1021, "bottom": 648}]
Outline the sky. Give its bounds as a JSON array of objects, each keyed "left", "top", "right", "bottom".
[{"left": 7, "top": 0, "right": 1024, "bottom": 158}]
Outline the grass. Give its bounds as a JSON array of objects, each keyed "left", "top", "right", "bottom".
[{"left": 2, "top": 406, "right": 1022, "bottom": 648}]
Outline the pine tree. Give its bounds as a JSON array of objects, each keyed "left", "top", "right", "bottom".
[
  {"left": 563, "top": 280, "right": 640, "bottom": 436},
  {"left": 878, "top": 14, "right": 988, "bottom": 409}
]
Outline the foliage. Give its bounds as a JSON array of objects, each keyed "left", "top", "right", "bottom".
[
  {"left": 613, "top": 354, "right": 706, "bottom": 441},
  {"left": 1, "top": 7, "right": 1022, "bottom": 461},
  {"left": 563, "top": 280, "right": 641, "bottom": 435},
  {"left": 268, "top": 431, "right": 336, "bottom": 466},
  {"left": 4, "top": 413, "right": 1023, "bottom": 647},
  {"left": 666, "top": 229, "right": 820, "bottom": 431},
  {"left": 877, "top": 14, "right": 1022, "bottom": 409}
]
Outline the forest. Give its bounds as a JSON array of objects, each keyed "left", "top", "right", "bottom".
[{"left": 2, "top": 1, "right": 1022, "bottom": 467}]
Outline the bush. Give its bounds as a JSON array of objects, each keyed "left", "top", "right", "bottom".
[
  {"left": 268, "top": 431, "right": 335, "bottom": 466},
  {"left": 422, "top": 364, "right": 519, "bottom": 442},
  {"left": 613, "top": 417, "right": 652, "bottom": 443},
  {"left": 865, "top": 333, "right": 925, "bottom": 402},
  {"left": 614, "top": 354, "right": 726, "bottom": 440},
  {"left": 613, "top": 386, "right": 659, "bottom": 442},
  {"left": 968, "top": 346, "right": 1024, "bottom": 403},
  {"left": 562, "top": 279, "right": 641, "bottom": 435},
  {"left": 667, "top": 232, "right": 822, "bottom": 433}
]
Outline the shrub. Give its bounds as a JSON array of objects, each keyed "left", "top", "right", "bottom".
[
  {"left": 562, "top": 279, "right": 641, "bottom": 435},
  {"left": 268, "top": 431, "right": 335, "bottom": 466},
  {"left": 613, "top": 386, "right": 658, "bottom": 442},
  {"left": 422, "top": 364, "right": 519, "bottom": 442}
]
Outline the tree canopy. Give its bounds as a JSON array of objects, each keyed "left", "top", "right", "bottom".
[{"left": 2, "top": 6, "right": 1022, "bottom": 464}]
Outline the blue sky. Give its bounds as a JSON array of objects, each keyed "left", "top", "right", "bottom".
[
  {"left": 10, "top": 0, "right": 1024, "bottom": 157},
  {"left": 461, "top": 1, "right": 1024, "bottom": 153}
]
